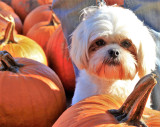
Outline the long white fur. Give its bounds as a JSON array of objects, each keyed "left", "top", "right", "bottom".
[{"left": 70, "top": 4, "right": 156, "bottom": 107}]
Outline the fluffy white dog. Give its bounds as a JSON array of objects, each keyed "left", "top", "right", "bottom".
[{"left": 70, "top": 3, "right": 156, "bottom": 107}]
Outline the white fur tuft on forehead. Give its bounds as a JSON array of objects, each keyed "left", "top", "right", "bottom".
[
  {"left": 80, "top": 5, "right": 143, "bottom": 34},
  {"left": 80, "top": 4, "right": 140, "bottom": 24},
  {"left": 80, "top": 6, "right": 98, "bottom": 21},
  {"left": 80, "top": 2, "right": 109, "bottom": 21}
]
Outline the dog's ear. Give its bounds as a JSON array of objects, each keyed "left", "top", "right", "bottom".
[
  {"left": 70, "top": 23, "right": 89, "bottom": 70},
  {"left": 137, "top": 28, "right": 156, "bottom": 78},
  {"left": 70, "top": 6, "right": 101, "bottom": 70}
]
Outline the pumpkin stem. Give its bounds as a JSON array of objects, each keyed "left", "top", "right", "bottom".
[
  {"left": 0, "top": 51, "right": 23, "bottom": 73},
  {"left": 49, "top": 6, "right": 60, "bottom": 26},
  {"left": 109, "top": 73, "right": 157, "bottom": 127},
  {"left": 0, "top": 15, "right": 16, "bottom": 46},
  {"left": 51, "top": 13, "right": 60, "bottom": 26}
]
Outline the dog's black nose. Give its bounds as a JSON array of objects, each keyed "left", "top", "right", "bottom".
[{"left": 108, "top": 49, "right": 119, "bottom": 58}]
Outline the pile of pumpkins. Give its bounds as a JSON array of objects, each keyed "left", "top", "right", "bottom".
[
  {"left": 0, "top": 0, "right": 75, "bottom": 126},
  {"left": 0, "top": 0, "right": 160, "bottom": 127}
]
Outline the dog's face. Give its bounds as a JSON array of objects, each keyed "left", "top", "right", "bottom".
[
  {"left": 87, "top": 36, "right": 137, "bottom": 80},
  {"left": 70, "top": 5, "right": 156, "bottom": 80}
]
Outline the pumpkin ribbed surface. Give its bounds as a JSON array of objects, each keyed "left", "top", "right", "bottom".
[
  {"left": 0, "top": 55, "right": 66, "bottom": 127},
  {"left": 45, "top": 26, "right": 75, "bottom": 92},
  {"left": 53, "top": 94, "right": 160, "bottom": 127}
]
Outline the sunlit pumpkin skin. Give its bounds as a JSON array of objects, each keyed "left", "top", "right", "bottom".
[
  {"left": 45, "top": 26, "right": 75, "bottom": 93},
  {"left": 11, "top": 0, "right": 52, "bottom": 21},
  {"left": 38, "top": 0, "right": 52, "bottom": 5},
  {"left": 23, "top": 4, "right": 52, "bottom": 35},
  {"left": 105, "top": 0, "right": 124, "bottom": 6},
  {"left": 53, "top": 74, "right": 160, "bottom": 127},
  {"left": 0, "top": 34, "right": 48, "bottom": 65},
  {"left": 0, "top": 15, "right": 48, "bottom": 65},
  {"left": 26, "top": 13, "right": 60, "bottom": 50},
  {"left": 53, "top": 95, "right": 160, "bottom": 127},
  {"left": 0, "top": 10, "right": 22, "bottom": 34},
  {"left": 0, "top": 51, "right": 66, "bottom": 127},
  {"left": 0, "top": 1, "right": 14, "bottom": 12}
]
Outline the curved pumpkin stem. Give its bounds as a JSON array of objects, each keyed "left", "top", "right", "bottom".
[
  {"left": 51, "top": 13, "right": 60, "bottom": 26},
  {"left": 0, "top": 14, "right": 17, "bottom": 46},
  {"left": 109, "top": 73, "right": 157, "bottom": 127},
  {"left": 0, "top": 51, "right": 23, "bottom": 73},
  {"left": 49, "top": 6, "right": 60, "bottom": 26}
]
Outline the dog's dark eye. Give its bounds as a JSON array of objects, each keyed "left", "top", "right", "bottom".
[
  {"left": 121, "top": 40, "right": 131, "bottom": 48},
  {"left": 95, "top": 39, "right": 106, "bottom": 46}
]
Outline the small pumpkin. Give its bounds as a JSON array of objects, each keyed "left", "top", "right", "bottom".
[
  {"left": 23, "top": 4, "right": 52, "bottom": 35},
  {"left": 0, "top": 11, "right": 22, "bottom": 34},
  {"left": 11, "top": 0, "right": 52, "bottom": 21},
  {"left": 0, "top": 51, "right": 66, "bottom": 127},
  {"left": 0, "top": 1, "right": 22, "bottom": 34},
  {"left": 53, "top": 73, "right": 160, "bottom": 127},
  {"left": 0, "top": 15, "right": 48, "bottom": 65},
  {"left": 26, "top": 13, "right": 60, "bottom": 50},
  {"left": 45, "top": 26, "right": 75, "bottom": 93},
  {"left": 104, "top": 0, "right": 124, "bottom": 6},
  {"left": 0, "top": 1, "right": 14, "bottom": 12}
]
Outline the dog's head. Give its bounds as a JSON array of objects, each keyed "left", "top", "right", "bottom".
[{"left": 70, "top": 5, "right": 156, "bottom": 80}]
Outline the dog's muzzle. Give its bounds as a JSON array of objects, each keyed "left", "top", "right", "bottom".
[{"left": 104, "top": 49, "right": 120, "bottom": 66}]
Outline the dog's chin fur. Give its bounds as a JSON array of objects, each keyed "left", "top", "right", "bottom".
[{"left": 70, "top": 4, "right": 156, "bottom": 108}]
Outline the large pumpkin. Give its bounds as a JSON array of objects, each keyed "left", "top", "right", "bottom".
[
  {"left": 23, "top": 4, "right": 52, "bottom": 35},
  {"left": 0, "top": 51, "right": 66, "bottom": 127},
  {"left": 26, "top": 13, "right": 60, "bottom": 50},
  {"left": 11, "top": 0, "right": 52, "bottom": 21},
  {"left": 53, "top": 73, "right": 160, "bottom": 127},
  {"left": 45, "top": 25, "right": 75, "bottom": 93},
  {"left": 0, "top": 15, "right": 48, "bottom": 65}
]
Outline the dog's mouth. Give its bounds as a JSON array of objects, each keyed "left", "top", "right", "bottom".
[{"left": 103, "top": 58, "right": 120, "bottom": 66}]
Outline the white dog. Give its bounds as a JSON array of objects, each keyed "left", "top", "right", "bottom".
[{"left": 70, "top": 3, "right": 156, "bottom": 108}]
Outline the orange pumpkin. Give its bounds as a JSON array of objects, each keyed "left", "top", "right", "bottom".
[
  {"left": 0, "top": 1, "right": 14, "bottom": 12},
  {"left": 0, "top": 51, "right": 66, "bottom": 127},
  {"left": 0, "top": 1, "right": 22, "bottom": 34},
  {"left": 0, "top": 15, "right": 48, "bottom": 65},
  {"left": 45, "top": 26, "right": 75, "bottom": 93},
  {"left": 26, "top": 13, "right": 60, "bottom": 50},
  {"left": 11, "top": 0, "right": 52, "bottom": 21},
  {"left": 53, "top": 73, "right": 160, "bottom": 127},
  {"left": 38, "top": 0, "right": 53, "bottom": 5},
  {"left": 104, "top": 0, "right": 124, "bottom": 6},
  {"left": 0, "top": 11, "right": 22, "bottom": 34},
  {"left": 23, "top": 4, "right": 52, "bottom": 35}
]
